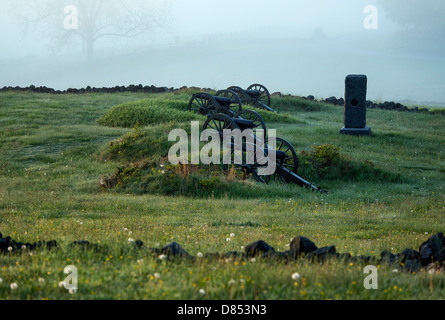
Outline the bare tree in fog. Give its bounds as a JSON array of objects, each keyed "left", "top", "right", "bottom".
[
  {"left": 11, "top": 0, "right": 171, "bottom": 62},
  {"left": 379, "top": 0, "right": 445, "bottom": 35}
]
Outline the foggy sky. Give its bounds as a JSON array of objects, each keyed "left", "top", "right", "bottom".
[{"left": 0, "top": 0, "right": 444, "bottom": 105}]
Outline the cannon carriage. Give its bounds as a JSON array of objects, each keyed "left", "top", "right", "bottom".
[
  {"left": 224, "top": 84, "right": 276, "bottom": 113},
  {"left": 187, "top": 90, "right": 325, "bottom": 192},
  {"left": 201, "top": 112, "right": 324, "bottom": 192}
]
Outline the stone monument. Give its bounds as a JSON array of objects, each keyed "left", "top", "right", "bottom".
[{"left": 340, "top": 74, "right": 372, "bottom": 136}]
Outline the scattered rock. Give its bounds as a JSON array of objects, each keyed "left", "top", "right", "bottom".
[
  {"left": 350, "top": 255, "right": 374, "bottom": 264},
  {"left": 325, "top": 96, "right": 338, "bottom": 105},
  {"left": 1, "top": 231, "right": 444, "bottom": 274},
  {"left": 223, "top": 251, "right": 245, "bottom": 259},
  {"left": 380, "top": 250, "right": 398, "bottom": 264},
  {"left": 245, "top": 240, "right": 275, "bottom": 257},
  {"left": 439, "top": 248, "right": 445, "bottom": 263},
  {"left": 419, "top": 233, "right": 445, "bottom": 266},
  {"left": 134, "top": 240, "right": 144, "bottom": 249},
  {"left": 397, "top": 249, "right": 419, "bottom": 263},
  {"left": 307, "top": 246, "right": 337, "bottom": 261},
  {"left": 289, "top": 236, "right": 318, "bottom": 258},
  {"left": 161, "top": 242, "right": 191, "bottom": 258},
  {"left": 403, "top": 259, "right": 422, "bottom": 273},
  {"left": 0, "top": 235, "right": 57, "bottom": 253}
]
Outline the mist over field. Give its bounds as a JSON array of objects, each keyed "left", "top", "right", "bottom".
[{"left": 0, "top": 0, "right": 444, "bottom": 105}]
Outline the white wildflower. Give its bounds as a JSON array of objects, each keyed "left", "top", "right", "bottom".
[
  {"left": 10, "top": 283, "right": 18, "bottom": 290},
  {"left": 291, "top": 272, "right": 301, "bottom": 281}
]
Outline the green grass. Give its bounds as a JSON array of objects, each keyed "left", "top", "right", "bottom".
[{"left": 0, "top": 90, "right": 444, "bottom": 300}]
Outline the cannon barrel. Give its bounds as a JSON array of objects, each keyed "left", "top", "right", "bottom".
[{"left": 275, "top": 165, "right": 327, "bottom": 193}]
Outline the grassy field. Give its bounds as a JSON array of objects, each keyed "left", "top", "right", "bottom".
[{"left": 0, "top": 90, "right": 444, "bottom": 300}]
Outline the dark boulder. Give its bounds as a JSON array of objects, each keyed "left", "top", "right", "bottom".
[
  {"left": 380, "top": 250, "right": 398, "bottom": 264},
  {"left": 307, "top": 246, "right": 337, "bottom": 261},
  {"left": 223, "top": 251, "right": 245, "bottom": 259},
  {"left": 203, "top": 252, "right": 222, "bottom": 260},
  {"left": 134, "top": 240, "right": 144, "bottom": 249},
  {"left": 0, "top": 237, "right": 13, "bottom": 252},
  {"left": 289, "top": 236, "right": 318, "bottom": 258},
  {"left": 418, "top": 233, "right": 445, "bottom": 266},
  {"left": 403, "top": 259, "right": 422, "bottom": 273},
  {"left": 161, "top": 242, "right": 191, "bottom": 258},
  {"left": 350, "top": 255, "right": 373, "bottom": 264},
  {"left": 245, "top": 240, "right": 275, "bottom": 257},
  {"left": 397, "top": 249, "right": 419, "bottom": 263},
  {"left": 262, "top": 251, "right": 290, "bottom": 262},
  {"left": 439, "top": 248, "right": 445, "bottom": 263},
  {"left": 325, "top": 96, "right": 338, "bottom": 105}
]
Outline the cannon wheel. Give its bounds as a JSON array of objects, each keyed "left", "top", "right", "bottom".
[
  {"left": 253, "top": 137, "right": 299, "bottom": 184},
  {"left": 227, "top": 86, "right": 249, "bottom": 105},
  {"left": 215, "top": 89, "right": 242, "bottom": 116},
  {"left": 202, "top": 113, "right": 239, "bottom": 139},
  {"left": 188, "top": 92, "right": 219, "bottom": 115},
  {"left": 235, "top": 109, "right": 267, "bottom": 136},
  {"left": 247, "top": 84, "right": 271, "bottom": 107}
]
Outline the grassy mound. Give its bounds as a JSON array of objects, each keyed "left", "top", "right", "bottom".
[
  {"left": 99, "top": 123, "right": 183, "bottom": 162},
  {"left": 97, "top": 96, "right": 302, "bottom": 128},
  {"left": 99, "top": 157, "right": 270, "bottom": 198},
  {"left": 97, "top": 99, "right": 206, "bottom": 128},
  {"left": 99, "top": 126, "right": 402, "bottom": 197}
]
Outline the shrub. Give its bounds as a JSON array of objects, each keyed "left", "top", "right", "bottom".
[
  {"left": 310, "top": 144, "right": 342, "bottom": 178},
  {"left": 298, "top": 144, "right": 404, "bottom": 183}
]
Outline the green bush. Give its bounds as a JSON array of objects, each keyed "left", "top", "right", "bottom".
[{"left": 298, "top": 144, "right": 404, "bottom": 183}]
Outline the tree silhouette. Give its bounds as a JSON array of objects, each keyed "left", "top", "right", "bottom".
[
  {"left": 10, "top": 0, "right": 171, "bottom": 62},
  {"left": 379, "top": 0, "right": 445, "bottom": 35}
]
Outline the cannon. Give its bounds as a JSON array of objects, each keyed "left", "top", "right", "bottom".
[
  {"left": 188, "top": 90, "right": 267, "bottom": 133},
  {"left": 223, "top": 84, "right": 276, "bottom": 113},
  {"left": 202, "top": 113, "right": 326, "bottom": 193}
]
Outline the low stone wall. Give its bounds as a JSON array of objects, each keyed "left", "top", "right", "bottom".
[
  {"left": 2, "top": 85, "right": 443, "bottom": 116},
  {"left": 1, "top": 231, "right": 444, "bottom": 274}
]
